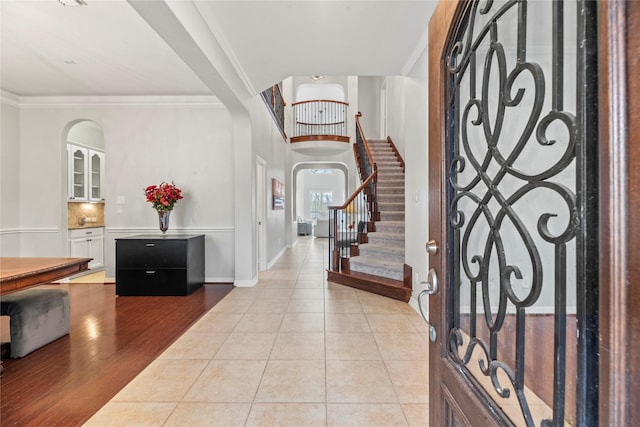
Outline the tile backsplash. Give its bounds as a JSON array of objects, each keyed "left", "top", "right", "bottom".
[{"left": 68, "top": 202, "right": 105, "bottom": 228}]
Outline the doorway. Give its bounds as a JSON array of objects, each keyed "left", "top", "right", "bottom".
[
  {"left": 257, "top": 157, "right": 267, "bottom": 272},
  {"left": 292, "top": 163, "right": 349, "bottom": 239},
  {"left": 426, "top": 1, "right": 603, "bottom": 425},
  {"left": 63, "top": 120, "right": 106, "bottom": 271}
]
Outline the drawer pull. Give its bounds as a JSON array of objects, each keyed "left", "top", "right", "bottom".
[
  {"left": 145, "top": 243, "right": 156, "bottom": 247},
  {"left": 85, "top": 231, "right": 92, "bottom": 235},
  {"left": 145, "top": 270, "right": 156, "bottom": 274}
]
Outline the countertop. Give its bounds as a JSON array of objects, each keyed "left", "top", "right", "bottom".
[{"left": 68, "top": 224, "right": 105, "bottom": 230}]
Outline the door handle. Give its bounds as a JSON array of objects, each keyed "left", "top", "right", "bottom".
[
  {"left": 426, "top": 239, "right": 439, "bottom": 255},
  {"left": 420, "top": 268, "right": 438, "bottom": 295},
  {"left": 418, "top": 268, "right": 439, "bottom": 343}
]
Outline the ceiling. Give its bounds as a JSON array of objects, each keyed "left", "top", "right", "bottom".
[{"left": 1, "top": 0, "right": 437, "bottom": 98}]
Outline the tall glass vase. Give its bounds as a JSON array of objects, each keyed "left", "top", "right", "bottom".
[{"left": 157, "top": 210, "right": 171, "bottom": 234}]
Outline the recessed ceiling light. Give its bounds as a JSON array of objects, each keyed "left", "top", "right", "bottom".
[
  {"left": 312, "top": 75, "right": 325, "bottom": 81},
  {"left": 58, "top": 0, "right": 87, "bottom": 6}
]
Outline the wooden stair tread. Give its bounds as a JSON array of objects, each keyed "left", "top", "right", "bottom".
[{"left": 327, "top": 270, "right": 411, "bottom": 302}]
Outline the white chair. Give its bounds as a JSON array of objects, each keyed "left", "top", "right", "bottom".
[{"left": 314, "top": 219, "right": 329, "bottom": 237}]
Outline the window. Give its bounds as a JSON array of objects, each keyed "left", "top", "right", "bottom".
[
  {"left": 310, "top": 191, "right": 332, "bottom": 219},
  {"left": 310, "top": 169, "right": 333, "bottom": 175}
]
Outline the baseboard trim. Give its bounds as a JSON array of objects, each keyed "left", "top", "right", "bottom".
[
  {"left": 234, "top": 278, "right": 258, "bottom": 287},
  {"left": 327, "top": 269, "right": 411, "bottom": 302},
  {"left": 267, "top": 247, "right": 286, "bottom": 269}
]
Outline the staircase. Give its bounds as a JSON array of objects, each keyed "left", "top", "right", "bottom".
[
  {"left": 327, "top": 135, "right": 412, "bottom": 303},
  {"left": 350, "top": 139, "right": 406, "bottom": 281}
]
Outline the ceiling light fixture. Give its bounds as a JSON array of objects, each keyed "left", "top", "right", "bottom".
[
  {"left": 312, "top": 75, "right": 325, "bottom": 81},
  {"left": 58, "top": 0, "right": 87, "bottom": 6}
]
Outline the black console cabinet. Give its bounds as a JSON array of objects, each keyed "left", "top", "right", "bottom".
[{"left": 115, "top": 234, "right": 205, "bottom": 296}]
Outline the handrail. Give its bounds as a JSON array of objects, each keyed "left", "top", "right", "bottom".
[
  {"left": 292, "top": 99, "right": 349, "bottom": 141},
  {"left": 387, "top": 136, "right": 405, "bottom": 172},
  {"left": 329, "top": 171, "right": 378, "bottom": 211},
  {"left": 296, "top": 120, "right": 346, "bottom": 126},
  {"left": 328, "top": 112, "right": 378, "bottom": 273},
  {"left": 327, "top": 176, "right": 375, "bottom": 273},
  {"left": 292, "top": 99, "right": 349, "bottom": 106},
  {"left": 260, "top": 83, "right": 287, "bottom": 141},
  {"left": 355, "top": 112, "right": 376, "bottom": 175}
]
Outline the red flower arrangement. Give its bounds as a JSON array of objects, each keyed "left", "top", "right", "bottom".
[{"left": 144, "top": 182, "right": 183, "bottom": 211}]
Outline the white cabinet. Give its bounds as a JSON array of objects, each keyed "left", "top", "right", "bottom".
[
  {"left": 70, "top": 227, "right": 104, "bottom": 269},
  {"left": 68, "top": 145, "right": 88, "bottom": 201},
  {"left": 68, "top": 144, "right": 104, "bottom": 202},
  {"left": 89, "top": 150, "right": 105, "bottom": 202}
]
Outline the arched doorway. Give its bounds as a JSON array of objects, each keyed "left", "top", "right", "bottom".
[
  {"left": 292, "top": 162, "right": 349, "bottom": 238},
  {"left": 63, "top": 120, "right": 106, "bottom": 271}
]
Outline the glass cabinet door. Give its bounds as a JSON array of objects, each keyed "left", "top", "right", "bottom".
[
  {"left": 89, "top": 150, "right": 104, "bottom": 201},
  {"left": 69, "top": 145, "right": 88, "bottom": 200}
]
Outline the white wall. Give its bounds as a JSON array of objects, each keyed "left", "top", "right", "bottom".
[
  {"left": 292, "top": 76, "right": 349, "bottom": 100},
  {"left": 251, "top": 96, "right": 289, "bottom": 268},
  {"left": 295, "top": 84, "right": 345, "bottom": 102},
  {"left": 67, "top": 120, "right": 105, "bottom": 150},
  {"left": 0, "top": 88, "right": 345, "bottom": 285},
  {"left": 0, "top": 95, "right": 21, "bottom": 255},
  {"left": 384, "top": 75, "right": 407, "bottom": 153},
  {"left": 383, "top": 44, "right": 430, "bottom": 311},
  {"left": 357, "top": 76, "right": 383, "bottom": 138},
  {"left": 8, "top": 96, "right": 238, "bottom": 282}
]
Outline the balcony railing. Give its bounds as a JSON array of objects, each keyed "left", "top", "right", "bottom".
[
  {"left": 291, "top": 100, "right": 349, "bottom": 143},
  {"left": 261, "top": 83, "right": 287, "bottom": 141}
]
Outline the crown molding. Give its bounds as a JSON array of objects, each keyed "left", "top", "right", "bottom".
[
  {"left": 401, "top": 27, "right": 429, "bottom": 77},
  {"left": 1, "top": 90, "right": 21, "bottom": 107},
  {"left": 207, "top": 26, "right": 257, "bottom": 97},
  {"left": 189, "top": 3, "right": 257, "bottom": 97},
  {"left": 11, "top": 95, "right": 224, "bottom": 109}
]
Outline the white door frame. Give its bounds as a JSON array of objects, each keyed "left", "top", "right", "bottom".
[{"left": 256, "top": 156, "right": 267, "bottom": 271}]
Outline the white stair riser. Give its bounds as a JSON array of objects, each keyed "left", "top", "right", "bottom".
[
  {"left": 358, "top": 248, "right": 405, "bottom": 263},
  {"left": 377, "top": 194, "right": 405, "bottom": 203},
  {"left": 350, "top": 260, "right": 404, "bottom": 281},
  {"left": 382, "top": 213, "right": 405, "bottom": 221},
  {"left": 367, "top": 234, "right": 404, "bottom": 247}
]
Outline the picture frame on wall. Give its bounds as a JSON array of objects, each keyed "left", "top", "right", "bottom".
[{"left": 272, "top": 178, "right": 285, "bottom": 210}]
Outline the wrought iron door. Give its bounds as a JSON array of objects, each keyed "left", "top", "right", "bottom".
[{"left": 437, "top": 0, "right": 598, "bottom": 425}]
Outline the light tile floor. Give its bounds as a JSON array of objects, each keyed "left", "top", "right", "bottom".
[{"left": 84, "top": 237, "right": 430, "bottom": 426}]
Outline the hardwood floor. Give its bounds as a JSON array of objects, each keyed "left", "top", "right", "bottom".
[{"left": 0, "top": 281, "right": 233, "bottom": 426}]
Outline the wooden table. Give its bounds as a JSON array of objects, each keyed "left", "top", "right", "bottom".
[
  {"left": 0, "top": 257, "right": 91, "bottom": 376},
  {"left": 0, "top": 257, "right": 92, "bottom": 295}
]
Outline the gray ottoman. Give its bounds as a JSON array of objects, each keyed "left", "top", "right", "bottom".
[{"left": 1, "top": 288, "right": 70, "bottom": 358}]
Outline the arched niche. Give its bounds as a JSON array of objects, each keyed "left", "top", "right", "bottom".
[
  {"left": 61, "top": 119, "right": 106, "bottom": 267},
  {"left": 292, "top": 162, "right": 349, "bottom": 221},
  {"left": 295, "top": 83, "right": 345, "bottom": 102},
  {"left": 62, "top": 119, "right": 106, "bottom": 205},
  {"left": 66, "top": 120, "right": 105, "bottom": 150}
]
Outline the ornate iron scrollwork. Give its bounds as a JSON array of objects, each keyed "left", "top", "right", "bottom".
[{"left": 444, "top": 0, "right": 596, "bottom": 425}]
